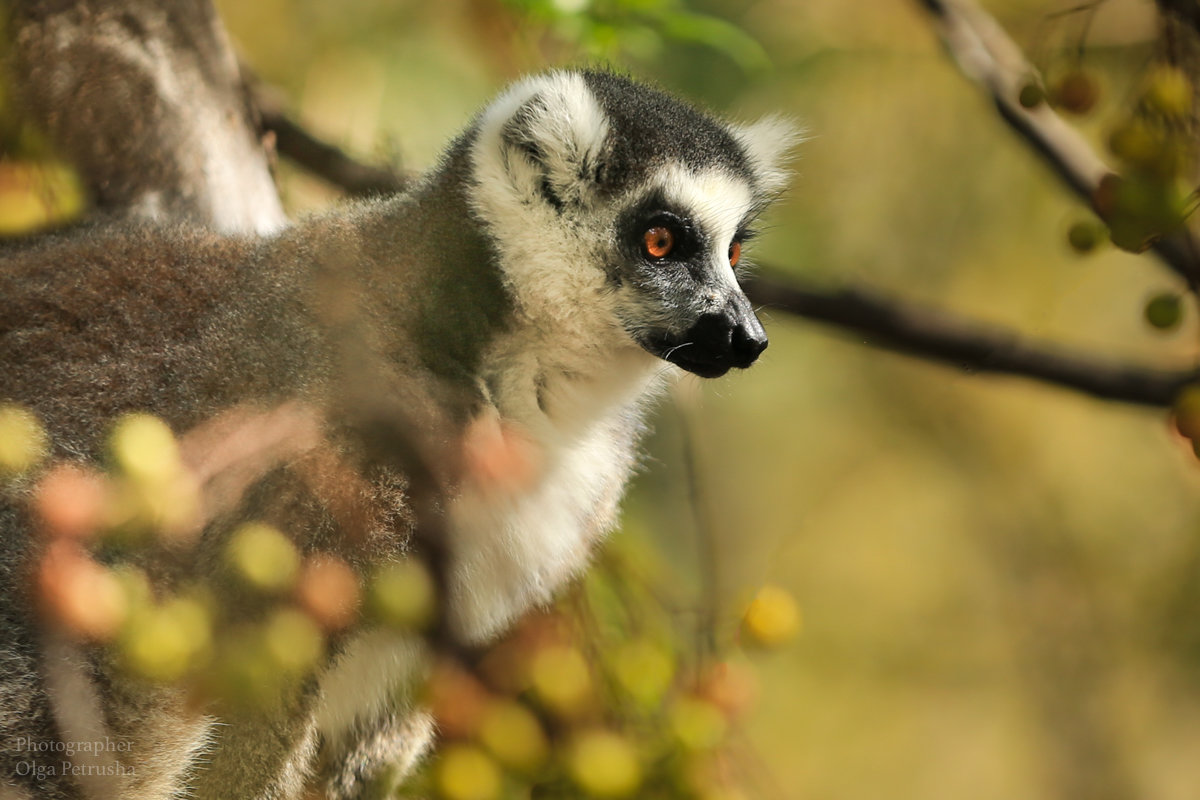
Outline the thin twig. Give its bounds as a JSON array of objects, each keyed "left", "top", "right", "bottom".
[
  {"left": 674, "top": 402, "right": 720, "bottom": 660},
  {"left": 916, "top": 0, "right": 1200, "bottom": 289},
  {"left": 743, "top": 270, "right": 1200, "bottom": 407}
]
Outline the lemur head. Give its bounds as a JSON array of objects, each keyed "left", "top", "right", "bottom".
[{"left": 467, "top": 70, "right": 796, "bottom": 378}]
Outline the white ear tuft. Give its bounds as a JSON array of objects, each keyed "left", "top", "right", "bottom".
[
  {"left": 731, "top": 115, "right": 804, "bottom": 197},
  {"left": 473, "top": 72, "right": 609, "bottom": 211}
]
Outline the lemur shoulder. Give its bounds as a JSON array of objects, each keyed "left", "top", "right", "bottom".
[{"left": 0, "top": 69, "right": 794, "bottom": 800}]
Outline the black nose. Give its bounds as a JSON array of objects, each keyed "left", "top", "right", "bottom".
[
  {"left": 661, "top": 296, "right": 768, "bottom": 378},
  {"left": 730, "top": 314, "right": 769, "bottom": 365}
]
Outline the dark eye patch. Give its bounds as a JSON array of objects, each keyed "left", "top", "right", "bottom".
[{"left": 618, "top": 192, "right": 704, "bottom": 264}]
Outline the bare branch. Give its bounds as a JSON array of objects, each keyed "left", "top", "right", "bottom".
[
  {"left": 916, "top": 0, "right": 1200, "bottom": 289},
  {"left": 743, "top": 270, "right": 1200, "bottom": 407},
  {"left": 249, "top": 83, "right": 412, "bottom": 198}
]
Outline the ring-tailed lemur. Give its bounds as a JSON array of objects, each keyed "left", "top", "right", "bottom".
[{"left": 0, "top": 69, "right": 794, "bottom": 800}]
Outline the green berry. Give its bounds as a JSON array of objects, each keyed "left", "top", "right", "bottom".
[
  {"left": 1067, "top": 221, "right": 1102, "bottom": 254},
  {"left": 1018, "top": 82, "right": 1044, "bottom": 109},
  {"left": 366, "top": 561, "right": 435, "bottom": 629},
  {"left": 1144, "top": 292, "right": 1183, "bottom": 331},
  {"left": 568, "top": 730, "right": 641, "bottom": 798},
  {"left": 225, "top": 523, "right": 299, "bottom": 593}
]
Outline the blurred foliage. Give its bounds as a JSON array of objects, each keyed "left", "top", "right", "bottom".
[
  {"left": 0, "top": 158, "right": 84, "bottom": 234},
  {"left": 2, "top": 404, "right": 784, "bottom": 798},
  {"left": 1093, "top": 63, "right": 1195, "bottom": 252},
  {"left": 500, "top": 0, "right": 769, "bottom": 74},
  {"left": 0, "top": 25, "right": 85, "bottom": 236}
]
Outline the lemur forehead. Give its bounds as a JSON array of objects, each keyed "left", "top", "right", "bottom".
[
  {"left": 578, "top": 70, "right": 755, "bottom": 187},
  {"left": 650, "top": 163, "right": 757, "bottom": 239}
]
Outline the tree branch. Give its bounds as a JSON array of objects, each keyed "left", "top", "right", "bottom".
[
  {"left": 250, "top": 88, "right": 1200, "bottom": 409},
  {"left": 250, "top": 83, "right": 412, "bottom": 198},
  {"left": 744, "top": 270, "right": 1199, "bottom": 407},
  {"left": 916, "top": 0, "right": 1200, "bottom": 289}
]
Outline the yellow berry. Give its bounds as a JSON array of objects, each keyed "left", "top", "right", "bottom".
[
  {"left": 742, "top": 584, "right": 802, "bottom": 648},
  {"left": 120, "top": 602, "right": 201, "bottom": 683},
  {"left": 568, "top": 730, "right": 641, "bottom": 798},
  {"left": 225, "top": 523, "right": 300, "bottom": 593},
  {"left": 1108, "top": 117, "right": 1161, "bottom": 168},
  {"left": 529, "top": 644, "right": 591, "bottom": 716},
  {"left": 110, "top": 413, "right": 181, "bottom": 484},
  {"left": 263, "top": 606, "right": 324, "bottom": 674},
  {"left": 671, "top": 696, "right": 728, "bottom": 751},
  {"left": 0, "top": 404, "right": 46, "bottom": 475},
  {"left": 367, "top": 560, "right": 435, "bottom": 629},
  {"left": 435, "top": 745, "right": 501, "bottom": 800},
  {"left": 478, "top": 699, "right": 548, "bottom": 773},
  {"left": 1144, "top": 65, "right": 1192, "bottom": 118},
  {"left": 613, "top": 638, "right": 675, "bottom": 707}
]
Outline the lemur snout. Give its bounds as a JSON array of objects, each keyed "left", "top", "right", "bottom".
[
  {"left": 664, "top": 294, "right": 768, "bottom": 378},
  {"left": 731, "top": 311, "right": 769, "bottom": 364}
]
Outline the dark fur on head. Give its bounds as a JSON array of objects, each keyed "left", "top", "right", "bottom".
[{"left": 580, "top": 70, "right": 757, "bottom": 194}]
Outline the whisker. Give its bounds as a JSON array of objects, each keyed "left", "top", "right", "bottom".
[{"left": 664, "top": 341, "right": 694, "bottom": 359}]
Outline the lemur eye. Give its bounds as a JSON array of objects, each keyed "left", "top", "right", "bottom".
[
  {"left": 729, "top": 241, "right": 742, "bottom": 267},
  {"left": 643, "top": 227, "right": 675, "bottom": 259}
]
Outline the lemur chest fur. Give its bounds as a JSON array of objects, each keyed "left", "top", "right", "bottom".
[
  {"left": 316, "top": 346, "right": 659, "bottom": 740},
  {"left": 447, "top": 395, "right": 645, "bottom": 642}
]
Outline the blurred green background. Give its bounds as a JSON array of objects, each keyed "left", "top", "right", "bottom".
[{"left": 220, "top": 0, "right": 1200, "bottom": 797}]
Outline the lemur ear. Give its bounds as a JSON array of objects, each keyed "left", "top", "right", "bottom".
[
  {"left": 479, "top": 73, "right": 610, "bottom": 212},
  {"left": 731, "top": 115, "right": 803, "bottom": 197}
]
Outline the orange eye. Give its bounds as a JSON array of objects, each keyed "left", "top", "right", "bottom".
[
  {"left": 729, "top": 241, "right": 742, "bottom": 267},
  {"left": 643, "top": 226, "right": 674, "bottom": 259}
]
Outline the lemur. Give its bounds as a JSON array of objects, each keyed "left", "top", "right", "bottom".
[{"left": 0, "top": 69, "right": 793, "bottom": 799}]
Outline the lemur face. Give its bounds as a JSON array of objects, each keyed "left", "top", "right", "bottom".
[
  {"left": 467, "top": 70, "right": 796, "bottom": 376},
  {"left": 611, "top": 169, "right": 767, "bottom": 378}
]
